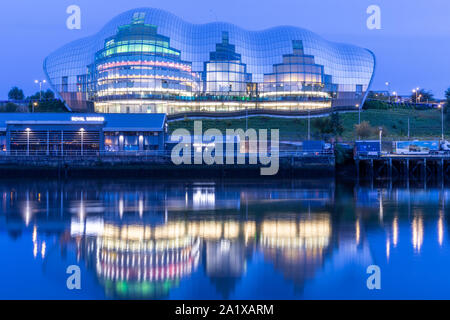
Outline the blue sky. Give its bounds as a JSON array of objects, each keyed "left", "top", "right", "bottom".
[{"left": 1, "top": 0, "right": 450, "bottom": 99}]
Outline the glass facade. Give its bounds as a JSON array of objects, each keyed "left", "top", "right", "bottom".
[{"left": 44, "top": 8, "right": 375, "bottom": 114}]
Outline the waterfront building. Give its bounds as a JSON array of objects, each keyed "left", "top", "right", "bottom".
[
  {"left": 44, "top": 8, "right": 375, "bottom": 115},
  {"left": 0, "top": 113, "right": 167, "bottom": 154}
]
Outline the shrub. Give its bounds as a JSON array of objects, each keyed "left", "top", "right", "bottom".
[{"left": 355, "top": 121, "right": 374, "bottom": 138}]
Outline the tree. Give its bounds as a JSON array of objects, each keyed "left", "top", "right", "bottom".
[
  {"left": 355, "top": 121, "right": 374, "bottom": 138},
  {"left": 28, "top": 99, "right": 67, "bottom": 112},
  {"left": 445, "top": 88, "right": 450, "bottom": 113},
  {"left": 443, "top": 88, "right": 450, "bottom": 124},
  {"left": 8, "top": 87, "right": 24, "bottom": 100},
  {"left": 4, "top": 102, "right": 18, "bottom": 112},
  {"left": 312, "top": 112, "right": 344, "bottom": 139},
  {"left": 43, "top": 89, "right": 55, "bottom": 100},
  {"left": 329, "top": 112, "right": 344, "bottom": 136},
  {"left": 367, "top": 91, "right": 389, "bottom": 101},
  {"left": 411, "top": 89, "right": 434, "bottom": 103}
]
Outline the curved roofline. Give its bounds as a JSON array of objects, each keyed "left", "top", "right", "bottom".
[
  {"left": 361, "top": 49, "right": 377, "bottom": 107},
  {"left": 102, "top": 7, "right": 365, "bottom": 50}
]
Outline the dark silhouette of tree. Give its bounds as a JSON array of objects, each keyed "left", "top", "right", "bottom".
[
  {"left": 411, "top": 89, "right": 434, "bottom": 103},
  {"left": 8, "top": 87, "right": 24, "bottom": 100},
  {"left": 4, "top": 102, "right": 18, "bottom": 112}
]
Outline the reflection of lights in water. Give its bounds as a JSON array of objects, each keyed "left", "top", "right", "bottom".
[
  {"left": 262, "top": 221, "right": 297, "bottom": 238},
  {"left": 70, "top": 217, "right": 104, "bottom": 237},
  {"left": 95, "top": 236, "right": 201, "bottom": 282},
  {"left": 355, "top": 219, "right": 360, "bottom": 245},
  {"left": 139, "top": 199, "right": 144, "bottom": 218},
  {"left": 32, "top": 225, "right": 37, "bottom": 242},
  {"left": 33, "top": 242, "right": 38, "bottom": 258},
  {"left": 379, "top": 193, "right": 383, "bottom": 222},
  {"left": 244, "top": 222, "right": 256, "bottom": 244},
  {"left": 188, "top": 221, "right": 222, "bottom": 239},
  {"left": 220, "top": 239, "right": 231, "bottom": 252},
  {"left": 79, "top": 199, "right": 85, "bottom": 221},
  {"left": 412, "top": 216, "right": 424, "bottom": 252},
  {"left": 299, "top": 219, "right": 331, "bottom": 238},
  {"left": 438, "top": 215, "right": 444, "bottom": 247},
  {"left": 41, "top": 241, "right": 46, "bottom": 258},
  {"left": 393, "top": 217, "right": 398, "bottom": 247},
  {"left": 224, "top": 222, "right": 239, "bottom": 239},
  {"left": 119, "top": 199, "right": 124, "bottom": 219},
  {"left": 386, "top": 238, "right": 390, "bottom": 261},
  {"left": 193, "top": 187, "right": 215, "bottom": 209},
  {"left": 261, "top": 217, "right": 331, "bottom": 249},
  {"left": 24, "top": 194, "right": 31, "bottom": 227}
]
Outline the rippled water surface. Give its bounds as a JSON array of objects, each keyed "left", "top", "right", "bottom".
[{"left": 1, "top": 178, "right": 450, "bottom": 299}]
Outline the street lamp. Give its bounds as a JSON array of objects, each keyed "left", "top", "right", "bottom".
[
  {"left": 26, "top": 128, "right": 31, "bottom": 156},
  {"left": 356, "top": 104, "right": 360, "bottom": 125},
  {"left": 80, "top": 128, "right": 85, "bottom": 155},
  {"left": 385, "top": 82, "right": 391, "bottom": 102},
  {"left": 307, "top": 110, "right": 311, "bottom": 140},
  {"left": 412, "top": 87, "right": 419, "bottom": 104},
  {"left": 34, "top": 79, "right": 46, "bottom": 101},
  {"left": 379, "top": 127, "right": 383, "bottom": 156},
  {"left": 439, "top": 104, "right": 444, "bottom": 141}
]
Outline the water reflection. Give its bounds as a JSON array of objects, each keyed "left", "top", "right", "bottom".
[{"left": 1, "top": 179, "right": 450, "bottom": 299}]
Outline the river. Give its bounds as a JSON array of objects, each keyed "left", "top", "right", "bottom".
[{"left": 0, "top": 178, "right": 449, "bottom": 299}]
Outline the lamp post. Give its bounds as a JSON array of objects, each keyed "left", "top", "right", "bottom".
[
  {"left": 34, "top": 79, "right": 46, "bottom": 113},
  {"left": 307, "top": 110, "right": 311, "bottom": 140},
  {"left": 439, "top": 104, "right": 444, "bottom": 141},
  {"left": 412, "top": 87, "right": 419, "bottom": 104},
  {"left": 379, "top": 127, "right": 383, "bottom": 156},
  {"left": 356, "top": 104, "right": 360, "bottom": 125},
  {"left": 34, "top": 79, "right": 46, "bottom": 101},
  {"left": 385, "top": 82, "right": 391, "bottom": 102},
  {"left": 408, "top": 117, "right": 410, "bottom": 139},
  {"left": 80, "top": 128, "right": 85, "bottom": 156},
  {"left": 26, "top": 128, "right": 31, "bottom": 156}
]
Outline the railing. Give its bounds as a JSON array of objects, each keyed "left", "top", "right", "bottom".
[
  {"left": 0, "top": 150, "right": 169, "bottom": 157},
  {"left": 0, "top": 150, "right": 334, "bottom": 158}
]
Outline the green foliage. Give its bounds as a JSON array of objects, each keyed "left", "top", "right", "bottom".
[
  {"left": 364, "top": 99, "right": 390, "bottom": 110},
  {"left": 4, "top": 102, "right": 18, "bottom": 112},
  {"left": 27, "top": 89, "right": 55, "bottom": 101},
  {"left": 330, "top": 112, "right": 344, "bottom": 136},
  {"left": 411, "top": 89, "right": 434, "bottom": 103},
  {"left": 312, "top": 112, "right": 343, "bottom": 138},
  {"left": 334, "top": 143, "right": 352, "bottom": 165},
  {"left": 445, "top": 88, "right": 450, "bottom": 123},
  {"left": 169, "top": 107, "right": 449, "bottom": 141},
  {"left": 28, "top": 99, "right": 67, "bottom": 112},
  {"left": 8, "top": 87, "right": 24, "bottom": 100},
  {"left": 355, "top": 121, "right": 373, "bottom": 138},
  {"left": 367, "top": 91, "right": 389, "bottom": 101}
]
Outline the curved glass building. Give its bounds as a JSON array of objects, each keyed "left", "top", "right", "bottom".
[{"left": 44, "top": 8, "right": 375, "bottom": 114}]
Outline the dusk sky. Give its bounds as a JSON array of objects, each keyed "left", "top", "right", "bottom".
[{"left": 1, "top": 0, "right": 450, "bottom": 99}]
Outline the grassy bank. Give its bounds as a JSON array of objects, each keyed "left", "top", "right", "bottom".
[{"left": 169, "top": 107, "right": 448, "bottom": 141}]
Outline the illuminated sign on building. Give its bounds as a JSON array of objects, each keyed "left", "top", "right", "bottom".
[{"left": 71, "top": 116, "right": 105, "bottom": 122}]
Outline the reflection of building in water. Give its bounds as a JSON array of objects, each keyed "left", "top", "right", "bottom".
[
  {"left": 71, "top": 220, "right": 200, "bottom": 299},
  {"left": 68, "top": 214, "right": 334, "bottom": 298},
  {"left": 259, "top": 214, "right": 332, "bottom": 290}
]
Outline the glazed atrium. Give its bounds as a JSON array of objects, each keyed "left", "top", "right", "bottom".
[{"left": 44, "top": 8, "right": 375, "bottom": 115}]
